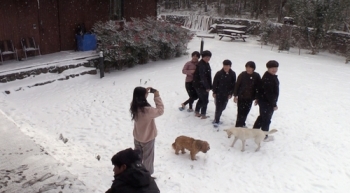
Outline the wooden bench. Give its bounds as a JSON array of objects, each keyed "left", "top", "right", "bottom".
[
  {"left": 218, "top": 29, "right": 248, "bottom": 42},
  {"left": 196, "top": 34, "right": 215, "bottom": 38},
  {"left": 215, "top": 24, "right": 247, "bottom": 30},
  {"left": 218, "top": 34, "right": 248, "bottom": 42},
  {"left": 211, "top": 24, "right": 247, "bottom": 33}
]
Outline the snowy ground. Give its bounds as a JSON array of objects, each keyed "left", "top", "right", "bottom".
[
  {"left": 1, "top": 35, "right": 350, "bottom": 193},
  {"left": 0, "top": 112, "right": 86, "bottom": 192}
]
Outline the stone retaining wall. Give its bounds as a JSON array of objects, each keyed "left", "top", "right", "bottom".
[
  {"left": 1, "top": 59, "right": 99, "bottom": 94},
  {"left": 0, "top": 61, "right": 97, "bottom": 83}
]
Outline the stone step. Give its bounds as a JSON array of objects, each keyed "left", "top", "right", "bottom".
[
  {"left": 2, "top": 65, "right": 97, "bottom": 94},
  {"left": 0, "top": 60, "right": 97, "bottom": 83}
]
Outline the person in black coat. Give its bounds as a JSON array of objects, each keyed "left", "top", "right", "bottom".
[
  {"left": 212, "top": 60, "right": 236, "bottom": 127},
  {"left": 192, "top": 50, "right": 213, "bottom": 119},
  {"left": 253, "top": 60, "right": 280, "bottom": 141},
  {"left": 106, "top": 148, "right": 160, "bottom": 193},
  {"left": 233, "top": 61, "right": 261, "bottom": 127}
]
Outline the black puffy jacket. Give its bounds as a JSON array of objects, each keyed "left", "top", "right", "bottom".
[
  {"left": 212, "top": 69, "right": 236, "bottom": 97},
  {"left": 257, "top": 71, "right": 279, "bottom": 107},
  {"left": 192, "top": 59, "right": 212, "bottom": 90},
  {"left": 106, "top": 163, "right": 160, "bottom": 193}
]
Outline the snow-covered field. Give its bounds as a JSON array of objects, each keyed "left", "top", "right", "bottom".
[{"left": 1, "top": 35, "right": 350, "bottom": 193}]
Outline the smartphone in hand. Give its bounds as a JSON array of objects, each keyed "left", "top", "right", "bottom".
[{"left": 149, "top": 88, "right": 157, "bottom": 93}]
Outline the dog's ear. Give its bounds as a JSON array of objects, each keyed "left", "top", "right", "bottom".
[
  {"left": 194, "top": 140, "right": 202, "bottom": 150},
  {"left": 200, "top": 141, "right": 210, "bottom": 153}
]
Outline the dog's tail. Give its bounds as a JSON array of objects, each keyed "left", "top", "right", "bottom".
[
  {"left": 264, "top": 129, "right": 278, "bottom": 135},
  {"left": 172, "top": 142, "right": 176, "bottom": 150}
]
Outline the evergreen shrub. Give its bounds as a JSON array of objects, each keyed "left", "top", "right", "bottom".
[{"left": 93, "top": 17, "right": 193, "bottom": 70}]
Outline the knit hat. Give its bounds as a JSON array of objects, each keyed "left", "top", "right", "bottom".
[
  {"left": 245, "top": 61, "right": 256, "bottom": 70},
  {"left": 111, "top": 148, "right": 141, "bottom": 167},
  {"left": 223, "top": 59, "right": 232, "bottom": 66},
  {"left": 266, "top": 60, "right": 279, "bottom": 68},
  {"left": 201, "top": 50, "right": 212, "bottom": 58}
]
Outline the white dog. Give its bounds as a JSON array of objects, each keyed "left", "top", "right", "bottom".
[{"left": 223, "top": 127, "right": 278, "bottom": 152}]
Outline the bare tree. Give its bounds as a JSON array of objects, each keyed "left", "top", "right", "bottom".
[
  {"left": 291, "top": 27, "right": 308, "bottom": 55},
  {"left": 284, "top": 0, "right": 349, "bottom": 54},
  {"left": 346, "top": 39, "right": 350, "bottom": 63}
]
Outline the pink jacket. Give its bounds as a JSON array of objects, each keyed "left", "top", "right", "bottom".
[
  {"left": 182, "top": 60, "right": 197, "bottom": 82},
  {"left": 133, "top": 96, "right": 164, "bottom": 143}
]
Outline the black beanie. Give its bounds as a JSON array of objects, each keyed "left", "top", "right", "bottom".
[
  {"left": 201, "top": 50, "right": 212, "bottom": 58},
  {"left": 111, "top": 148, "right": 141, "bottom": 167},
  {"left": 191, "top": 51, "right": 200, "bottom": 58},
  {"left": 223, "top": 59, "right": 232, "bottom": 66},
  {"left": 266, "top": 60, "right": 279, "bottom": 68},
  {"left": 245, "top": 61, "right": 256, "bottom": 70}
]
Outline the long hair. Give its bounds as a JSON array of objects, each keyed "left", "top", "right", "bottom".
[{"left": 130, "top": 87, "right": 151, "bottom": 121}]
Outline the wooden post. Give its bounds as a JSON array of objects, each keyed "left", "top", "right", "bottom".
[
  {"left": 99, "top": 51, "right": 104, "bottom": 78},
  {"left": 200, "top": 38, "right": 204, "bottom": 54}
]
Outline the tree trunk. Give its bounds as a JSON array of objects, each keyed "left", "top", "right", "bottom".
[
  {"left": 255, "top": 0, "right": 261, "bottom": 19},
  {"left": 250, "top": 0, "right": 256, "bottom": 18},
  {"left": 277, "top": 0, "right": 283, "bottom": 22},
  {"left": 205, "top": 0, "right": 208, "bottom": 12},
  {"left": 262, "top": 0, "right": 269, "bottom": 17},
  {"left": 237, "top": 0, "right": 242, "bottom": 16},
  {"left": 307, "top": 29, "right": 317, "bottom": 55}
]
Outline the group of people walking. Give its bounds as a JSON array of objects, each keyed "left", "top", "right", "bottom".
[
  {"left": 105, "top": 50, "right": 280, "bottom": 193},
  {"left": 180, "top": 50, "right": 280, "bottom": 137}
]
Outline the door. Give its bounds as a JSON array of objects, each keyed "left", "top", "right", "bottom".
[{"left": 38, "top": 0, "right": 60, "bottom": 54}]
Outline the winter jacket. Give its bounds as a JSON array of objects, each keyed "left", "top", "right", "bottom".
[
  {"left": 192, "top": 59, "right": 212, "bottom": 90},
  {"left": 233, "top": 71, "right": 261, "bottom": 100},
  {"left": 257, "top": 71, "right": 279, "bottom": 107},
  {"left": 182, "top": 60, "right": 197, "bottom": 82},
  {"left": 106, "top": 162, "right": 160, "bottom": 193},
  {"left": 212, "top": 69, "right": 236, "bottom": 97},
  {"left": 133, "top": 96, "right": 164, "bottom": 143}
]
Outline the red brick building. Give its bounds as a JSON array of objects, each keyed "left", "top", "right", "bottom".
[{"left": 0, "top": 0, "right": 157, "bottom": 57}]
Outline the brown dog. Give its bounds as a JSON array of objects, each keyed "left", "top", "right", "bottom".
[{"left": 172, "top": 135, "right": 210, "bottom": 160}]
